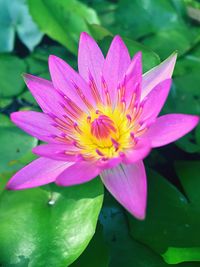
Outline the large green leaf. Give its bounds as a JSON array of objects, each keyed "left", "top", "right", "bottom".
[
  {"left": 0, "top": 98, "right": 12, "bottom": 110},
  {"left": 0, "top": 114, "right": 12, "bottom": 127},
  {"left": 0, "top": 124, "right": 38, "bottom": 173},
  {"left": 28, "top": 0, "right": 100, "bottom": 54},
  {"left": 106, "top": 0, "right": 200, "bottom": 59},
  {"left": 175, "top": 161, "right": 200, "bottom": 208},
  {"left": 142, "top": 28, "right": 199, "bottom": 58},
  {"left": 70, "top": 223, "right": 109, "bottom": 267},
  {"left": 114, "top": 0, "right": 187, "bottom": 37},
  {"left": 128, "top": 169, "right": 200, "bottom": 264},
  {"left": 25, "top": 45, "right": 77, "bottom": 75},
  {"left": 0, "top": 0, "right": 43, "bottom": 52},
  {"left": 0, "top": 178, "right": 103, "bottom": 266},
  {"left": 0, "top": 54, "right": 27, "bottom": 98},
  {"left": 100, "top": 193, "right": 199, "bottom": 267}
]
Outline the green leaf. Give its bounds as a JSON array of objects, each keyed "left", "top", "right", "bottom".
[
  {"left": 162, "top": 247, "right": 200, "bottom": 264},
  {"left": 87, "top": 24, "right": 113, "bottom": 41},
  {"left": 0, "top": 179, "right": 104, "bottom": 267},
  {"left": 0, "top": 172, "right": 13, "bottom": 195},
  {"left": 25, "top": 45, "right": 77, "bottom": 75},
  {"left": 0, "top": 114, "right": 12, "bottom": 127},
  {"left": 28, "top": 0, "right": 100, "bottom": 54},
  {"left": 0, "top": 98, "right": 12, "bottom": 110},
  {"left": 123, "top": 37, "right": 160, "bottom": 72},
  {"left": 175, "top": 160, "right": 200, "bottom": 206},
  {"left": 195, "top": 124, "right": 200, "bottom": 145},
  {"left": 100, "top": 194, "right": 169, "bottom": 267},
  {"left": 110, "top": 0, "right": 200, "bottom": 59},
  {"left": 18, "top": 90, "right": 38, "bottom": 106},
  {"left": 128, "top": 169, "right": 200, "bottom": 264},
  {"left": 100, "top": 193, "right": 198, "bottom": 267},
  {"left": 142, "top": 28, "right": 199, "bottom": 58},
  {"left": 0, "top": 54, "right": 27, "bottom": 98},
  {"left": 114, "top": 0, "right": 187, "bottom": 39},
  {"left": 0, "top": 0, "right": 43, "bottom": 52},
  {"left": 0, "top": 125, "right": 38, "bottom": 173},
  {"left": 70, "top": 223, "right": 109, "bottom": 267},
  {"left": 175, "top": 131, "right": 200, "bottom": 154}
]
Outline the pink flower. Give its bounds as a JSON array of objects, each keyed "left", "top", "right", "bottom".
[{"left": 7, "top": 33, "right": 199, "bottom": 220}]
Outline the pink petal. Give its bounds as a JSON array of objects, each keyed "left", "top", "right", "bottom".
[
  {"left": 78, "top": 32, "right": 104, "bottom": 99},
  {"left": 141, "top": 53, "right": 177, "bottom": 100},
  {"left": 32, "top": 144, "right": 78, "bottom": 161},
  {"left": 11, "top": 111, "right": 62, "bottom": 143},
  {"left": 124, "top": 52, "right": 142, "bottom": 106},
  {"left": 24, "top": 74, "right": 79, "bottom": 119},
  {"left": 97, "top": 156, "right": 122, "bottom": 170},
  {"left": 101, "top": 161, "right": 147, "bottom": 220},
  {"left": 49, "top": 55, "right": 96, "bottom": 110},
  {"left": 6, "top": 158, "right": 73, "bottom": 190},
  {"left": 56, "top": 161, "right": 100, "bottom": 186},
  {"left": 145, "top": 114, "right": 199, "bottom": 147},
  {"left": 122, "top": 139, "right": 151, "bottom": 164},
  {"left": 140, "top": 79, "right": 172, "bottom": 123},
  {"left": 103, "top": 36, "right": 131, "bottom": 103}
]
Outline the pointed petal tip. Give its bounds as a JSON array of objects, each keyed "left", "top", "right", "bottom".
[
  {"left": 169, "top": 52, "right": 177, "bottom": 63},
  {"left": 136, "top": 51, "right": 142, "bottom": 60},
  {"left": 79, "top": 31, "right": 99, "bottom": 51},
  {"left": 146, "top": 114, "right": 200, "bottom": 148},
  {"left": 112, "top": 35, "right": 125, "bottom": 45},
  {"left": 142, "top": 51, "right": 178, "bottom": 100},
  {"left": 10, "top": 111, "right": 19, "bottom": 124},
  {"left": 6, "top": 158, "right": 72, "bottom": 191},
  {"left": 172, "top": 50, "right": 178, "bottom": 57},
  {"left": 192, "top": 115, "right": 200, "bottom": 126},
  {"left": 131, "top": 209, "right": 146, "bottom": 220},
  {"left": 54, "top": 180, "right": 62, "bottom": 187},
  {"left": 23, "top": 73, "right": 29, "bottom": 81},
  {"left": 5, "top": 182, "right": 12, "bottom": 190},
  {"left": 183, "top": 114, "right": 200, "bottom": 129},
  {"left": 6, "top": 177, "right": 29, "bottom": 191},
  {"left": 23, "top": 73, "right": 37, "bottom": 84},
  {"left": 80, "top": 31, "right": 91, "bottom": 40},
  {"left": 101, "top": 161, "right": 147, "bottom": 221},
  {"left": 32, "top": 146, "right": 39, "bottom": 155},
  {"left": 6, "top": 182, "right": 21, "bottom": 191},
  {"left": 21, "top": 72, "right": 28, "bottom": 80},
  {"left": 48, "top": 54, "right": 60, "bottom": 65},
  {"left": 114, "top": 34, "right": 122, "bottom": 40}
]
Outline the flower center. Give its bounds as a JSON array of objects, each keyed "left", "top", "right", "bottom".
[
  {"left": 73, "top": 105, "right": 144, "bottom": 160},
  {"left": 91, "top": 115, "right": 116, "bottom": 139}
]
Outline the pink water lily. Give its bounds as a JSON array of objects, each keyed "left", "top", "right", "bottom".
[{"left": 7, "top": 33, "right": 199, "bottom": 220}]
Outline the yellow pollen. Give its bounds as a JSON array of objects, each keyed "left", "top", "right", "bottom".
[{"left": 73, "top": 105, "right": 144, "bottom": 160}]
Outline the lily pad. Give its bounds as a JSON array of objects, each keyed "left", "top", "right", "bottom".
[
  {"left": 70, "top": 223, "right": 109, "bottom": 267},
  {"left": 0, "top": 54, "right": 27, "bottom": 98},
  {"left": 100, "top": 192, "right": 199, "bottom": 266},
  {"left": 0, "top": 178, "right": 104, "bottom": 267},
  {"left": 128, "top": 169, "right": 200, "bottom": 264},
  {"left": 0, "top": 0, "right": 43, "bottom": 52},
  {"left": 0, "top": 124, "right": 38, "bottom": 173}
]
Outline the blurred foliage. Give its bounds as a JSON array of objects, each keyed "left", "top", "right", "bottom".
[
  {"left": 0, "top": 0, "right": 200, "bottom": 266},
  {"left": 0, "top": 0, "right": 43, "bottom": 52},
  {"left": 28, "top": 0, "right": 100, "bottom": 54}
]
